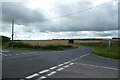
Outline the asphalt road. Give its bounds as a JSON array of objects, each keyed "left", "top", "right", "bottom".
[
  {"left": 2, "top": 46, "right": 92, "bottom": 79},
  {"left": 2, "top": 46, "right": 119, "bottom": 80},
  {"left": 47, "top": 54, "right": 119, "bottom": 79}
]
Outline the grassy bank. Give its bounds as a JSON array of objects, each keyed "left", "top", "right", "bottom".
[
  {"left": 2, "top": 42, "right": 77, "bottom": 51},
  {"left": 78, "top": 40, "right": 120, "bottom": 60}
]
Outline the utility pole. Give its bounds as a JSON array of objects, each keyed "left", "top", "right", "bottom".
[
  {"left": 108, "top": 39, "right": 111, "bottom": 49},
  {"left": 11, "top": 19, "right": 14, "bottom": 42}
]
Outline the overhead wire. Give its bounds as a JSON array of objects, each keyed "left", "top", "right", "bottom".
[{"left": 38, "top": 1, "right": 112, "bottom": 22}]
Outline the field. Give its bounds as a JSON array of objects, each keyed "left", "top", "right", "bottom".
[
  {"left": 16, "top": 40, "right": 101, "bottom": 46},
  {"left": 2, "top": 39, "right": 102, "bottom": 50},
  {"left": 2, "top": 39, "right": 119, "bottom": 60}
]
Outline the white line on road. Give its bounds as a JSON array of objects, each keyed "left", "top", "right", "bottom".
[
  {"left": 50, "top": 66, "right": 58, "bottom": 70},
  {"left": 26, "top": 73, "right": 39, "bottom": 79},
  {"left": 1, "top": 51, "right": 9, "bottom": 52},
  {"left": 75, "top": 63, "right": 119, "bottom": 70},
  {"left": 47, "top": 71, "right": 56, "bottom": 76},
  {"left": 64, "top": 65, "right": 70, "bottom": 68},
  {"left": 39, "top": 69, "right": 49, "bottom": 74},
  {"left": 56, "top": 68, "right": 64, "bottom": 71},
  {"left": 72, "top": 53, "right": 90, "bottom": 61},
  {"left": 64, "top": 61, "right": 70, "bottom": 64},
  {"left": 40, "top": 76, "right": 46, "bottom": 79},
  {"left": 58, "top": 64, "right": 64, "bottom": 67},
  {"left": 24, "top": 53, "right": 90, "bottom": 80},
  {"left": 69, "top": 63, "right": 74, "bottom": 65}
]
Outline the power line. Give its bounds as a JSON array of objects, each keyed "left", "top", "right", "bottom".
[{"left": 39, "top": 1, "right": 112, "bottom": 22}]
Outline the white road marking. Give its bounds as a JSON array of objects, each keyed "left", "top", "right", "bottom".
[
  {"left": 40, "top": 76, "right": 46, "bottom": 79},
  {"left": 58, "top": 64, "right": 64, "bottom": 67},
  {"left": 47, "top": 71, "right": 56, "bottom": 76},
  {"left": 69, "top": 63, "right": 74, "bottom": 65},
  {"left": 26, "top": 73, "right": 39, "bottom": 79},
  {"left": 1, "top": 51, "right": 9, "bottom": 52},
  {"left": 64, "top": 65, "right": 70, "bottom": 68},
  {"left": 74, "top": 58, "right": 79, "bottom": 60},
  {"left": 56, "top": 68, "right": 64, "bottom": 71},
  {"left": 24, "top": 53, "right": 90, "bottom": 79},
  {"left": 64, "top": 61, "right": 70, "bottom": 64},
  {"left": 75, "top": 63, "right": 119, "bottom": 70},
  {"left": 50, "top": 66, "right": 57, "bottom": 70},
  {"left": 39, "top": 69, "right": 49, "bottom": 74},
  {"left": 80, "top": 53, "right": 90, "bottom": 58},
  {"left": 72, "top": 53, "right": 90, "bottom": 61}
]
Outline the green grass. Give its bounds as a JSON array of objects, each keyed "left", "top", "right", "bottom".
[
  {"left": 2, "top": 42, "right": 76, "bottom": 51},
  {"left": 79, "top": 40, "right": 120, "bottom": 60}
]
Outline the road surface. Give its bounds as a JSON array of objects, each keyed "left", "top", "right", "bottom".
[{"left": 1, "top": 46, "right": 119, "bottom": 80}]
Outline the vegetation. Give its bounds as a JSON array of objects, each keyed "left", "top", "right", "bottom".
[
  {"left": 1, "top": 36, "right": 119, "bottom": 59},
  {"left": 0, "top": 36, "right": 10, "bottom": 49},
  {"left": 0, "top": 36, "right": 76, "bottom": 50},
  {"left": 2, "top": 41, "right": 76, "bottom": 51},
  {"left": 79, "top": 40, "right": 120, "bottom": 60},
  {"left": 1, "top": 36, "right": 10, "bottom": 43}
]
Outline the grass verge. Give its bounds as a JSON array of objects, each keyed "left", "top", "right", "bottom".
[
  {"left": 78, "top": 40, "right": 120, "bottom": 60},
  {"left": 2, "top": 42, "right": 77, "bottom": 51}
]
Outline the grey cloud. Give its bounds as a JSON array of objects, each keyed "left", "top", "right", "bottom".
[
  {"left": 2, "top": 2, "right": 45, "bottom": 25},
  {"left": 27, "top": 1, "right": 118, "bottom": 32},
  {"left": 92, "top": 31, "right": 118, "bottom": 37},
  {"left": 60, "top": 2, "right": 118, "bottom": 31},
  {"left": 1, "top": 0, "right": 119, "bottom": 40},
  {"left": 2, "top": 1, "right": 118, "bottom": 32}
]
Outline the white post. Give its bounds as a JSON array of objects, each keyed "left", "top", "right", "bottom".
[{"left": 109, "top": 39, "right": 111, "bottom": 49}]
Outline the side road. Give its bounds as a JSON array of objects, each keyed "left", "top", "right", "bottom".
[{"left": 36, "top": 54, "right": 119, "bottom": 80}]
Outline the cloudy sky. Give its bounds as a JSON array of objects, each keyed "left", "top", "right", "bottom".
[{"left": 0, "top": 0, "right": 119, "bottom": 40}]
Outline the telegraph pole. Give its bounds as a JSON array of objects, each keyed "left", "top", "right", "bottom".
[{"left": 11, "top": 19, "right": 14, "bottom": 42}]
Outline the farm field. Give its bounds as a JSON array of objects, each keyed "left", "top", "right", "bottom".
[
  {"left": 16, "top": 39, "right": 102, "bottom": 46},
  {"left": 2, "top": 37, "right": 119, "bottom": 60}
]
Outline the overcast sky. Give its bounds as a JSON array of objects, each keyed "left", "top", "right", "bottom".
[{"left": 0, "top": 0, "right": 119, "bottom": 40}]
